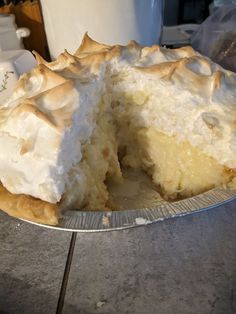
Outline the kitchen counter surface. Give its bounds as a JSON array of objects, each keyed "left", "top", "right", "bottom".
[{"left": 0, "top": 200, "right": 236, "bottom": 314}]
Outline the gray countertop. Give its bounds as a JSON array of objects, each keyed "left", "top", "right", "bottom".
[{"left": 0, "top": 200, "right": 236, "bottom": 314}]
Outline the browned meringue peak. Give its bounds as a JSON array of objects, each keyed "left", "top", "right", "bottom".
[
  {"left": 83, "top": 33, "right": 141, "bottom": 60},
  {"left": 33, "top": 35, "right": 110, "bottom": 75},
  {"left": 0, "top": 62, "right": 77, "bottom": 132},
  {"left": 33, "top": 48, "right": 104, "bottom": 79},
  {"left": 33, "top": 34, "right": 199, "bottom": 82},
  {"left": 136, "top": 45, "right": 198, "bottom": 67},
  {"left": 33, "top": 49, "right": 80, "bottom": 71},
  {"left": 72, "top": 42, "right": 141, "bottom": 77},
  {"left": 2, "top": 65, "right": 67, "bottom": 111},
  {"left": 1, "top": 79, "right": 77, "bottom": 134},
  {"left": 75, "top": 42, "right": 140, "bottom": 75},
  {"left": 75, "top": 33, "right": 142, "bottom": 61},
  {"left": 31, "top": 34, "right": 202, "bottom": 86},
  {"left": 75, "top": 32, "right": 111, "bottom": 56},
  {"left": 75, "top": 33, "right": 198, "bottom": 67},
  {"left": 22, "top": 80, "right": 77, "bottom": 130},
  {"left": 133, "top": 56, "right": 229, "bottom": 98}
]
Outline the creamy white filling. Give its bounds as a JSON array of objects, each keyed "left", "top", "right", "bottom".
[{"left": 108, "top": 66, "right": 236, "bottom": 169}]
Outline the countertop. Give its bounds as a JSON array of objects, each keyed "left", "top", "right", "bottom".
[{"left": 0, "top": 200, "right": 236, "bottom": 314}]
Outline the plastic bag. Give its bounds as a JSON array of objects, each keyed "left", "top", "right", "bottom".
[
  {"left": 214, "top": 0, "right": 236, "bottom": 6},
  {"left": 191, "top": 4, "right": 236, "bottom": 72}
]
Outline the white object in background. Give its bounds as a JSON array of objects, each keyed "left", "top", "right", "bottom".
[
  {"left": 16, "top": 27, "right": 31, "bottom": 41},
  {"left": 0, "top": 50, "right": 37, "bottom": 103},
  {"left": 162, "top": 24, "right": 199, "bottom": 46},
  {"left": 0, "top": 14, "right": 30, "bottom": 51},
  {"left": 40, "top": 0, "right": 164, "bottom": 59}
]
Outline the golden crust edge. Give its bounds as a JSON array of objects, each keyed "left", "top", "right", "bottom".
[{"left": 0, "top": 184, "right": 59, "bottom": 225}]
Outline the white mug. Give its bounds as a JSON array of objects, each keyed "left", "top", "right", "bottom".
[
  {"left": 0, "top": 14, "right": 30, "bottom": 51},
  {"left": 40, "top": 0, "right": 164, "bottom": 59}
]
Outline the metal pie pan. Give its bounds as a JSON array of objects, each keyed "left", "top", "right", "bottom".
[{"left": 20, "top": 188, "right": 236, "bottom": 232}]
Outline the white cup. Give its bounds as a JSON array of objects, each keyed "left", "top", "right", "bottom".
[
  {"left": 40, "top": 0, "right": 164, "bottom": 59},
  {"left": 0, "top": 14, "right": 31, "bottom": 51}
]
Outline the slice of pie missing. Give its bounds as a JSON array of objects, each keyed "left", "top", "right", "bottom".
[{"left": 0, "top": 34, "right": 236, "bottom": 225}]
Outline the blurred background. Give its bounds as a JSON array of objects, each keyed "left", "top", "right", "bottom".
[
  {"left": 0, "top": 0, "right": 220, "bottom": 59},
  {"left": 0, "top": 0, "right": 235, "bottom": 71},
  {"left": 0, "top": 0, "right": 49, "bottom": 59}
]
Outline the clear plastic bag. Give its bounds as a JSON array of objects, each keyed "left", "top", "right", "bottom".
[
  {"left": 191, "top": 4, "right": 236, "bottom": 72},
  {"left": 214, "top": 0, "right": 236, "bottom": 6}
]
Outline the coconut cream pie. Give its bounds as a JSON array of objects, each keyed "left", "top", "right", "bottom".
[{"left": 0, "top": 33, "right": 236, "bottom": 225}]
